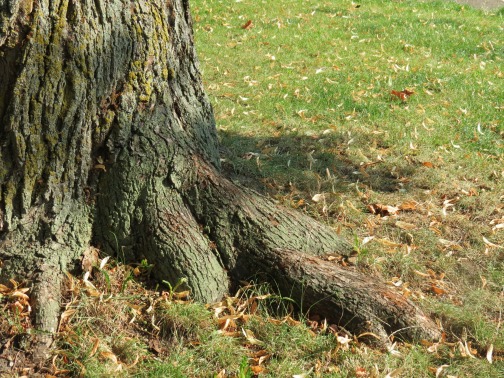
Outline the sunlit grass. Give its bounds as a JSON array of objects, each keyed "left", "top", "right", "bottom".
[{"left": 193, "top": 0, "right": 503, "bottom": 375}]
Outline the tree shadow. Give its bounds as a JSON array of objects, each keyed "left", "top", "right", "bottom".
[{"left": 218, "top": 128, "right": 418, "bottom": 200}]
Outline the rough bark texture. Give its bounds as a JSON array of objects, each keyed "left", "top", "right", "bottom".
[{"left": 0, "top": 0, "right": 440, "bottom": 361}]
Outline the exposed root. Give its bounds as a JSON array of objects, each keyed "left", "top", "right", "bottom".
[{"left": 30, "top": 264, "right": 63, "bottom": 364}]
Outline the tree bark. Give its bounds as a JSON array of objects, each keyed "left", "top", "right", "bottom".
[{"left": 0, "top": 0, "right": 440, "bottom": 360}]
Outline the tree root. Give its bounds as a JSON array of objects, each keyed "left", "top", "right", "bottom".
[{"left": 182, "top": 162, "right": 442, "bottom": 342}]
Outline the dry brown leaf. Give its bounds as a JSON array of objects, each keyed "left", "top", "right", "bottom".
[
  {"left": 100, "top": 351, "right": 118, "bottom": 364},
  {"left": 376, "top": 238, "right": 402, "bottom": 248},
  {"left": 268, "top": 318, "right": 282, "bottom": 325},
  {"left": 172, "top": 290, "right": 190, "bottom": 299},
  {"left": 99, "top": 256, "right": 110, "bottom": 269},
  {"left": 60, "top": 308, "right": 77, "bottom": 321},
  {"left": 355, "top": 367, "right": 369, "bottom": 377},
  {"left": 89, "top": 338, "right": 100, "bottom": 357},
  {"left": 399, "top": 201, "right": 418, "bottom": 211},
  {"left": 250, "top": 350, "right": 271, "bottom": 365},
  {"left": 431, "top": 285, "right": 446, "bottom": 296},
  {"left": 391, "top": 89, "right": 414, "bottom": 101},
  {"left": 242, "top": 328, "right": 263, "bottom": 345},
  {"left": 81, "top": 247, "right": 99, "bottom": 274},
  {"left": 395, "top": 221, "right": 417, "bottom": 230},
  {"left": 385, "top": 367, "right": 404, "bottom": 378},
  {"left": 11, "top": 301, "right": 24, "bottom": 312},
  {"left": 85, "top": 287, "right": 101, "bottom": 297},
  {"left": 414, "top": 270, "right": 430, "bottom": 277},
  {"left": 422, "top": 161, "right": 435, "bottom": 168},
  {"left": 10, "top": 291, "right": 30, "bottom": 300},
  {"left": 241, "top": 20, "right": 253, "bottom": 30},
  {"left": 284, "top": 315, "right": 301, "bottom": 326},
  {"left": 250, "top": 365, "right": 264, "bottom": 374},
  {"left": 250, "top": 349, "right": 269, "bottom": 358},
  {"left": 218, "top": 330, "right": 242, "bottom": 337},
  {"left": 483, "top": 236, "right": 503, "bottom": 249},
  {"left": 218, "top": 318, "right": 237, "bottom": 331},
  {"left": 438, "top": 239, "right": 462, "bottom": 250},
  {"left": 368, "top": 203, "right": 399, "bottom": 216},
  {"left": 487, "top": 344, "right": 493, "bottom": 364},
  {"left": 435, "top": 365, "right": 450, "bottom": 378}
]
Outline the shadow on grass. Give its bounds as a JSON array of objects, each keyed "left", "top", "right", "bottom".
[{"left": 218, "top": 128, "right": 419, "bottom": 199}]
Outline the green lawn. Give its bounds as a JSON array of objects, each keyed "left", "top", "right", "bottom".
[{"left": 192, "top": 0, "right": 504, "bottom": 376}]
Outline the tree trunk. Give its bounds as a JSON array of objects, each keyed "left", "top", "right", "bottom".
[{"left": 0, "top": 0, "right": 439, "bottom": 360}]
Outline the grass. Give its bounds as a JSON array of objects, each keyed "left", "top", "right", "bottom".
[
  {"left": 1, "top": 0, "right": 502, "bottom": 376},
  {"left": 191, "top": 0, "right": 503, "bottom": 375}
]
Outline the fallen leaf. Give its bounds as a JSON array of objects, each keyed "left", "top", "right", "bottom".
[
  {"left": 355, "top": 367, "right": 368, "bottom": 377},
  {"left": 250, "top": 349, "right": 270, "bottom": 363},
  {"left": 90, "top": 338, "right": 100, "bottom": 357},
  {"left": 362, "top": 236, "right": 375, "bottom": 245},
  {"left": 399, "top": 201, "right": 418, "bottom": 211},
  {"left": 241, "top": 20, "right": 253, "bottom": 30},
  {"left": 427, "top": 342, "right": 440, "bottom": 353},
  {"left": 395, "top": 221, "right": 417, "bottom": 230},
  {"left": 100, "top": 351, "right": 118, "bottom": 364},
  {"left": 487, "top": 344, "right": 493, "bottom": 364},
  {"left": 368, "top": 203, "right": 399, "bottom": 216},
  {"left": 60, "top": 308, "right": 77, "bottom": 322},
  {"left": 414, "top": 270, "right": 430, "bottom": 277},
  {"left": 10, "top": 291, "right": 29, "bottom": 300},
  {"left": 491, "top": 223, "right": 504, "bottom": 232},
  {"left": 99, "top": 256, "right": 110, "bottom": 270},
  {"left": 435, "top": 365, "right": 450, "bottom": 378},
  {"left": 242, "top": 328, "right": 263, "bottom": 345},
  {"left": 422, "top": 161, "right": 435, "bottom": 168},
  {"left": 337, "top": 334, "right": 352, "bottom": 347},
  {"left": 431, "top": 285, "right": 446, "bottom": 295},
  {"left": 385, "top": 367, "right": 404, "bottom": 378},
  {"left": 376, "top": 238, "right": 403, "bottom": 248},
  {"left": 83, "top": 271, "right": 91, "bottom": 282},
  {"left": 82, "top": 246, "right": 100, "bottom": 273},
  {"left": 438, "top": 239, "right": 461, "bottom": 250},
  {"left": 391, "top": 89, "right": 414, "bottom": 101},
  {"left": 459, "top": 340, "right": 477, "bottom": 359},
  {"left": 483, "top": 236, "right": 503, "bottom": 249},
  {"left": 251, "top": 366, "right": 264, "bottom": 374},
  {"left": 172, "top": 290, "right": 190, "bottom": 299},
  {"left": 312, "top": 193, "right": 325, "bottom": 202}
]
